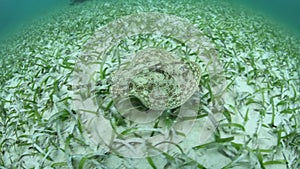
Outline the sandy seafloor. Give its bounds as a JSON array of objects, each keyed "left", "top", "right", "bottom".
[{"left": 0, "top": 0, "right": 299, "bottom": 168}]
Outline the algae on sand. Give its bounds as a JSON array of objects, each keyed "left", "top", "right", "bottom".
[{"left": 0, "top": 0, "right": 299, "bottom": 168}]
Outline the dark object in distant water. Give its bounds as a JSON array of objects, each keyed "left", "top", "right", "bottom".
[{"left": 70, "top": 0, "right": 89, "bottom": 5}]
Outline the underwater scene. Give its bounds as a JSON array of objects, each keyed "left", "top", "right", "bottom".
[{"left": 0, "top": 0, "right": 299, "bottom": 168}]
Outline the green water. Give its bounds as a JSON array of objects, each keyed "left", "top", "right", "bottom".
[
  {"left": 231, "top": 0, "right": 300, "bottom": 36},
  {"left": 0, "top": 0, "right": 68, "bottom": 41},
  {"left": 1, "top": 0, "right": 300, "bottom": 40}
]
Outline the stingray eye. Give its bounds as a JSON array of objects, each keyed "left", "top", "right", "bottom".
[
  {"left": 179, "top": 65, "right": 187, "bottom": 72},
  {"left": 128, "top": 82, "right": 133, "bottom": 90}
]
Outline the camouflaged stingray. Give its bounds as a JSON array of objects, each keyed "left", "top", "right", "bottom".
[{"left": 110, "top": 48, "right": 201, "bottom": 110}]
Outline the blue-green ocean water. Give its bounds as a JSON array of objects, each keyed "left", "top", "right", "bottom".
[
  {"left": 1, "top": 0, "right": 300, "bottom": 41},
  {"left": 231, "top": 0, "right": 300, "bottom": 36},
  {"left": 0, "top": 0, "right": 68, "bottom": 41}
]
